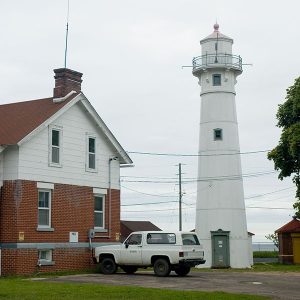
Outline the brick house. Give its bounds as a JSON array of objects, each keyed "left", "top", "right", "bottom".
[{"left": 0, "top": 68, "right": 132, "bottom": 275}]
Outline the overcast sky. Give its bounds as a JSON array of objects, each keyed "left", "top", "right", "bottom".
[{"left": 1, "top": 0, "right": 299, "bottom": 242}]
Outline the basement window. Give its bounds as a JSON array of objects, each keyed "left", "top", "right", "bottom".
[
  {"left": 38, "top": 249, "right": 54, "bottom": 266},
  {"left": 214, "top": 128, "right": 223, "bottom": 141}
]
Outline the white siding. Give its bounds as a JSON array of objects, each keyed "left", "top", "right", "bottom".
[
  {"left": 18, "top": 101, "right": 120, "bottom": 189},
  {"left": 3, "top": 146, "right": 19, "bottom": 180}
]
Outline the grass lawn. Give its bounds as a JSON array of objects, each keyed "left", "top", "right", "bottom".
[
  {"left": 253, "top": 251, "right": 278, "bottom": 258},
  {"left": 194, "top": 263, "right": 300, "bottom": 272},
  {"left": 0, "top": 278, "right": 270, "bottom": 300},
  {"left": 251, "top": 263, "right": 300, "bottom": 272}
]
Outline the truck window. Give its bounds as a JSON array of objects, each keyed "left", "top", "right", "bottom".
[
  {"left": 182, "top": 234, "right": 200, "bottom": 245},
  {"left": 146, "top": 233, "right": 176, "bottom": 244},
  {"left": 125, "top": 234, "right": 142, "bottom": 245}
]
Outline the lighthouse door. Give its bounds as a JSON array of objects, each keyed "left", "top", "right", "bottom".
[{"left": 211, "top": 230, "right": 230, "bottom": 268}]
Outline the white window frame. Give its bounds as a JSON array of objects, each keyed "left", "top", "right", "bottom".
[
  {"left": 94, "top": 194, "right": 105, "bottom": 229},
  {"left": 38, "top": 249, "right": 53, "bottom": 265},
  {"left": 38, "top": 189, "right": 51, "bottom": 229},
  {"left": 49, "top": 125, "right": 63, "bottom": 167},
  {"left": 86, "top": 134, "right": 97, "bottom": 172}
]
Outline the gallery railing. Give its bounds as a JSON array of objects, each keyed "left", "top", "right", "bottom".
[{"left": 192, "top": 54, "right": 242, "bottom": 72}]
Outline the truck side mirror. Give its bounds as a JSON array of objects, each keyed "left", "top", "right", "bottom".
[{"left": 125, "top": 242, "right": 129, "bottom": 249}]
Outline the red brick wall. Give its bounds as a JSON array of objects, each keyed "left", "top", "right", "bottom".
[
  {"left": 1, "top": 248, "right": 96, "bottom": 275},
  {"left": 0, "top": 180, "right": 120, "bottom": 275},
  {"left": 0, "top": 180, "right": 20, "bottom": 242}
]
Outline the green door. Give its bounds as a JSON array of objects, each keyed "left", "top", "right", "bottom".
[{"left": 211, "top": 231, "right": 230, "bottom": 268}]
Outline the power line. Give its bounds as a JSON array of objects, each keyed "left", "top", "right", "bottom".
[
  {"left": 122, "top": 205, "right": 294, "bottom": 213},
  {"left": 246, "top": 206, "right": 294, "bottom": 210},
  {"left": 120, "top": 186, "right": 295, "bottom": 208},
  {"left": 121, "top": 200, "right": 178, "bottom": 207},
  {"left": 244, "top": 187, "right": 294, "bottom": 200},
  {"left": 121, "top": 175, "right": 179, "bottom": 180},
  {"left": 120, "top": 170, "right": 276, "bottom": 180},
  {"left": 126, "top": 149, "right": 270, "bottom": 157},
  {"left": 121, "top": 185, "right": 176, "bottom": 198},
  {"left": 122, "top": 206, "right": 191, "bottom": 213},
  {"left": 120, "top": 170, "right": 276, "bottom": 184}
]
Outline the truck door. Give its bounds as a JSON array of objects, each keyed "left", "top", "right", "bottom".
[{"left": 120, "top": 233, "right": 143, "bottom": 265}]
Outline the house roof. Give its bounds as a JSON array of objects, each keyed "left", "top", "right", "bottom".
[
  {"left": 121, "top": 220, "right": 161, "bottom": 232},
  {"left": 275, "top": 217, "right": 300, "bottom": 233},
  {"left": 0, "top": 92, "right": 132, "bottom": 164},
  {"left": 0, "top": 95, "right": 77, "bottom": 145}
]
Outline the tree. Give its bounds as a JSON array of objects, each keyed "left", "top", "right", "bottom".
[
  {"left": 265, "top": 233, "right": 279, "bottom": 249},
  {"left": 268, "top": 77, "right": 300, "bottom": 218}
]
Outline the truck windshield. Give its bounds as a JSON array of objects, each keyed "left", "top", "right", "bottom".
[
  {"left": 182, "top": 234, "right": 200, "bottom": 245},
  {"left": 146, "top": 233, "right": 176, "bottom": 244}
]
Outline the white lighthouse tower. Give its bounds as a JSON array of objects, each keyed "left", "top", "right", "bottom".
[{"left": 193, "top": 24, "right": 251, "bottom": 268}]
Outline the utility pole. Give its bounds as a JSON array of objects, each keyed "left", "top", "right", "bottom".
[{"left": 178, "top": 163, "right": 182, "bottom": 231}]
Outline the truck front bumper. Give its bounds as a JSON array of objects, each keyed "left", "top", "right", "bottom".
[{"left": 179, "top": 259, "right": 206, "bottom": 267}]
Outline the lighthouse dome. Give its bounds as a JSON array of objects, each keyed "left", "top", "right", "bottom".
[{"left": 200, "top": 24, "right": 233, "bottom": 55}]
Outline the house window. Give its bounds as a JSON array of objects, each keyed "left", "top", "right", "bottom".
[
  {"left": 94, "top": 195, "right": 104, "bottom": 228},
  {"left": 213, "top": 74, "right": 221, "bottom": 86},
  {"left": 38, "top": 249, "right": 53, "bottom": 265},
  {"left": 49, "top": 127, "right": 62, "bottom": 166},
  {"left": 38, "top": 190, "right": 51, "bottom": 228},
  {"left": 214, "top": 128, "right": 223, "bottom": 140},
  {"left": 86, "top": 135, "right": 96, "bottom": 171}
]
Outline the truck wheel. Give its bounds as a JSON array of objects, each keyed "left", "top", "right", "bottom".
[
  {"left": 100, "top": 257, "right": 117, "bottom": 274},
  {"left": 153, "top": 258, "right": 171, "bottom": 277},
  {"left": 121, "top": 266, "right": 138, "bottom": 274},
  {"left": 174, "top": 266, "right": 191, "bottom": 276}
]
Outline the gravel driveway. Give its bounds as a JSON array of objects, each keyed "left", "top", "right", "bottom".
[{"left": 44, "top": 271, "right": 300, "bottom": 300}]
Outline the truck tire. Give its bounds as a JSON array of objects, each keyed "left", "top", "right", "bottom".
[
  {"left": 174, "top": 266, "right": 191, "bottom": 276},
  {"left": 153, "top": 258, "right": 171, "bottom": 277},
  {"left": 100, "top": 257, "right": 117, "bottom": 274},
  {"left": 121, "top": 266, "right": 138, "bottom": 274}
]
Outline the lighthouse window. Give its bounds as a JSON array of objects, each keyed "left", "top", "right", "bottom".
[
  {"left": 214, "top": 128, "right": 223, "bottom": 140},
  {"left": 213, "top": 74, "right": 221, "bottom": 86}
]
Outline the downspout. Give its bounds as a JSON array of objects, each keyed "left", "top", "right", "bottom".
[{"left": 92, "top": 157, "right": 118, "bottom": 239}]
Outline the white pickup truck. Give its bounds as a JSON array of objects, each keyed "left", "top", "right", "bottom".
[{"left": 93, "top": 231, "right": 205, "bottom": 277}]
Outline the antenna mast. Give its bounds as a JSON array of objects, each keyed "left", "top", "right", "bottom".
[{"left": 64, "top": 0, "right": 70, "bottom": 68}]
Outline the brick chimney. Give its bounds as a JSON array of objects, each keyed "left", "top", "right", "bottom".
[{"left": 53, "top": 68, "right": 83, "bottom": 99}]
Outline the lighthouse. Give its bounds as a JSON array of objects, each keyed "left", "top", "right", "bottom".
[{"left": 193, "top": 24, "right": 251, "bottom": 268}]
